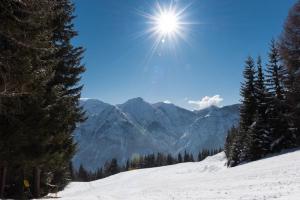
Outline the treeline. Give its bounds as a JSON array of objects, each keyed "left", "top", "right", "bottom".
[
  {"left": 225, "top": 1, "right": 300, "bottom": 167},
  {"left": 74, "top": 148, "right": 223, "bottom": 182},
  {"left": 0, "top": 0, "right": 85, "bottom": 198}
]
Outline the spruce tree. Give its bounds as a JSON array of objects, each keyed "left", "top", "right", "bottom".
[
  {"left": 43, "top": 0, "right": 85, "bottom": 191},
  {"left": 183, "top": 151, "right": 190, "bottom": 162},
  {"left": 177, "top": 153, "right": 183, "bottom": 163},
  {"left": 265, "top": 40, "right": 292, "bottom": 152},
  {"left": 197, "top": 151, "right": 203, "bottom": 161},
  {"left": 0, "top": 0, "right": 58, "bottom": 198},
  {"left": 228, "top": 56, "right": 256, "bottom": 166},
  {"left": 248, "top": 56, "right": 270, "bottom": 160},
  {"left": 224, "top": 126, "right": 238, "bottom": 160},
  {"left": 0, "top": 0, "right": 85, "bottom": 197},
  {"left": 78, "top": 164, "right": 89, "bottom": 182},
  {"left": 279, "top": 1, "right": 300, "bottom": 146}
]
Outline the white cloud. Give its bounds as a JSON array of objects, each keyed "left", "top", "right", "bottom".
[
  {"left": 188, "top": 95, "right": 223, "bottom": 110},
  {"left": 163, "top": 100, "right": 172, "bottom": 104}
]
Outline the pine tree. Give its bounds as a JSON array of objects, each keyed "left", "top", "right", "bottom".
[
  {"left": 43, "top": 0, "right": 86, "bottom": 191},
  {"left": 78, "top": 165, "right": 89, "bottom": 182},
  {"left": 0, "top": 0, "right": 85, "bottom": 197},
  {"left": 108, "top": 158, "right": 119, "bottom": 175},
  {"left": 279, "top": 1, "right": 300, "bottom": 146},
  {"left": 248, "top": 56, "right": 270, "bottom": 160},
  {"left": 177, "top": 153, "right": 183, "bottom": 163},
  {"left": 96, "top": 168, "right": 103, "bottom": 179},
  {"left": 224, "top": 126, "right": 238, "bottom": 159},
  {"left": 166, "top": 154, "right": 174, "bottom": 165},
  {"left": 228, "top": 56, "right": 257, "bottom": 166},
  {"left": 0, "top": 0, "right": 59, "bottom": 198},
  {"left": 265, "top": 40, "right": 292, "bottom": 152},
  {"left": 197, "top": 151, "right": 203, "bottom": 161},
  {"left": 189, "top": 154, "right": 195, "bottom": 162},
  {"left": 183, "top": 151, "right": 190, "bottom": 162}
]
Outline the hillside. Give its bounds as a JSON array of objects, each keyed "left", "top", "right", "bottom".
[
  {"left": 49, "top": 149, "right": 300, "bottom": 200},
  {"left": 73, "top": 98, "right": 240, "bottom": 171}
]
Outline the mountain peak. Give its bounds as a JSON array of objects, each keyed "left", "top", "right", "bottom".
[
  {"left": 79, "top": 99, "right": 112, "bottom": 115},
  {"left": 119, "top": 97, "right": 152, "bottom": 108},
  {"left": 127, "top": 97, "right": 145, "bottom": 103}
]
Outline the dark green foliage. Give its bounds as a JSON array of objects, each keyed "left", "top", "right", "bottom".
[
  {"left": 167, "top": 154, "right": 175, "bottom": 165},
  {"left": 78, "top": 165, "right": 89, "bottom": 182},
  {"left": 227, "top": 57, "right": 257, "bottom": 166},
  {"left": 265, "top": 40, "right": 292, "bottom": 151},
  {"left": 0, "top": 0, "right": 85, "bottom": 198},
  {"left": 108, "top": 158, "right": 119, "bottom": 175},
  {"left": 240, "top": 57, "right": 257, "bottom": 132},
  {"left": 225, "top": 37, "right": 300, "bottom": 167},
  {"left": 224, "top": 126, "right": 237, "bottom": 158},
  {"left": 225, "top": 50, "right": 297, "bottom": 166},
  {"left": 247, "top": 56, "right": 270, "bottom": 160},
  {"left": 279, "top": 1, "right": 300, "bottom": 146},
  {"left": 177, "top": 153, "right": 183, "bottom": 163},
  {"left": 189, "top": 154, "right": 195, "bottom": 162},
  {"left": 183, "top": 150, "right": 190, "bottom": 162}
]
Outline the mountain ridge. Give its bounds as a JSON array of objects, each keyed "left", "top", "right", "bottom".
[{"left": 73, "top": 98, "right": 240, "bottom": 171}]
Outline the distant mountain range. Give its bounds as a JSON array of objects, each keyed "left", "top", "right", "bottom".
[{"left": 72, "top": 97, "right": 240, "bottom": 171}]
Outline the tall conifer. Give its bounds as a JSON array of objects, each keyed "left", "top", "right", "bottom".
[
  {"left": 279, "top": 1, "right": 300, "bottom": 146},
  {"left": 248, "top": 56, "right": 270, "bottom": 160},
  {"left": 265, "top": 40, "right": 292, "bottom": 152}
]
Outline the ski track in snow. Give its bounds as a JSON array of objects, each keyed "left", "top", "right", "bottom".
[{"left": 46, "top": 150, "right": 300, "bottom": 200}]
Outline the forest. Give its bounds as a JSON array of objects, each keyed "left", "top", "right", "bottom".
[{"left": 225, "top": 3, "right": 300, "bottom": 166}]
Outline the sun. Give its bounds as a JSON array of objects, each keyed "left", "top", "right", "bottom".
[
  {"left": 136, "top": 2, "right": 193, "bottom": 62},
  {"left": 139, "top": 2, "right": 191, "bottom": 44},
  {"left": 155, "top": 11, "right": 179, "bottom": 36}
]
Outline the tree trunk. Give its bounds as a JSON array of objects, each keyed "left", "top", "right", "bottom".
[
  {"left": 0, "top": 165, "right": 7, "bottom": 198},
  {"left": 33, "top": 167, "right": 41, "bottom": 198}
]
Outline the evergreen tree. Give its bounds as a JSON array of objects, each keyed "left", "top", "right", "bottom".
[
  {"left": 228, "top": 56, "right": 257, "bottom": 166},
  {"left": 279, "top": 1, "right": 300, "bottom": 146},
  {"left": 125, "top": 160, "right": 130, "bottom": 171},
  {"left": 197, "top": 151, "right": 203, "bottom": 162},
  {"left": 0, "top": 0, "right": 85, "bottom": 197},
  {"left": 265, "top": 40, "right": 292, "bottom": 152},
  {"left": 43, "top": 0, "right": 86, "bottom": 191},
  {"left": 183, "top": 151, "right": 190, "bottom": 162},
  {"left": 78, "top": 165, "right": 89, "bottom": 182},
  {"left": 108, "top": 158, "right": 119, "bottom": 175},
  {"left": 166, "top": 154, "right": 174, "bottom": 165},
  {"left": 189, "top": 154, "right": 195, "bottom": 162},
  {"left": 224, "top": 126, "right": 238, "bottom": 159},
  {"left": 0, "top": 0, "right": 59, "bottom": 198},
  {"left": 248, "top": 56, "right": 270, "bottom": 160},
  {"left": 96, "top": 168, "right": 103, "bottom": 180},
  {"left": 177, "top": 153, "right": 183, "bottom": 163}
]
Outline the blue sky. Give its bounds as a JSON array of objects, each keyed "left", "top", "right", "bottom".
[{"left": 72, "top": 0, "right": 296, "bottom": 110}]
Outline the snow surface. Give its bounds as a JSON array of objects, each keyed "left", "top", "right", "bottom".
[{"left": 47, "top": 150, "right": 300, "bottom": 200}]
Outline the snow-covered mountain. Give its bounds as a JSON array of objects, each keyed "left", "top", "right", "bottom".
[
  {"left": 72, "top": 98, "right": 240, "bottom": 171},
  {"left": 49, "top": 149, "right": 300, "bottom": 200}
]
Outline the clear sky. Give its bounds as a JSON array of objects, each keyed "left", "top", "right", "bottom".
[{"left": 72, "top": 0, "right": 296, "bottom": 110}]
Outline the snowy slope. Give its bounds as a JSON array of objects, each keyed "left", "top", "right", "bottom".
[{"left": 48, "top": 149, "right": 300, "bottom": 200}]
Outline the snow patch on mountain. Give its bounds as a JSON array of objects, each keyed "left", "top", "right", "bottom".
[{"left": 73, "top": 98, "right": 240, "bottom": 171}]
